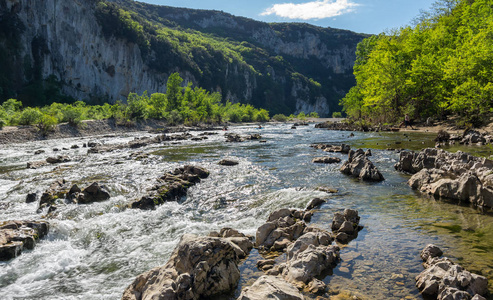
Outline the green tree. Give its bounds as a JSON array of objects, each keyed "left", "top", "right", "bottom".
[{"left": 166, "top": 73, "right": 183, "bottom": 111}]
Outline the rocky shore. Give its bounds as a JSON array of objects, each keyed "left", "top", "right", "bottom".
[
  {"left": 395, "top": 148, "right": 493, "bottom": 208},
  {"left": 416, "top": 244, "right": 488, "bottom": 300},
  {"left": 0, "top": 119, "right": 220, "bottom": 145}
]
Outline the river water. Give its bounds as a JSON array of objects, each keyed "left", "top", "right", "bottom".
[{"left": 0, "top": 124, "right": 492, "bottom": 300}]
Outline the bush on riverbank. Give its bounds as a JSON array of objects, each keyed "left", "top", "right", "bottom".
[{"left": 0, "top": 73, "right": 269, "bottom": 129}]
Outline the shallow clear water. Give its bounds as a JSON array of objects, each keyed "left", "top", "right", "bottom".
[{"left": 0, "top": 125, "right": 492, "bottom": 300}]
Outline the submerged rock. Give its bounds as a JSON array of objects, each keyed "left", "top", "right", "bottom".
[
  {"left": 416, "top": 245, "right": 488, "bottom": 299},
  {"left": 131, "top": 165, "right": 210, "bottom": 210},
  {"left": 340, "top": 149, "right": 384, "bottom": 182},
  {"left": 0, "top": 220, "right": 49, "bottom": 261},
  {"left": 122, "top": 232, "right": 251, "bottom": 300}
]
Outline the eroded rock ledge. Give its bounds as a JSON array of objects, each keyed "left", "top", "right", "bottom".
[
  {"left": 0, "top": 220, "right": 49, "bottom": 261},
  {"left": 416, "top": 244, "right": 488, "bottom": 300},
  {"left": 395, "top": 148, "right": 493, "bottom": 207}
]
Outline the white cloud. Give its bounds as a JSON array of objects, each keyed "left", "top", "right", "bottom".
[{"left": 261, "top": 0, "right": 359, "bottom": 20}]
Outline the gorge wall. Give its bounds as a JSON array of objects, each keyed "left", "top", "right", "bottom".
[{"left": 0, "top": 0, "right": 367, "bottom": 116}]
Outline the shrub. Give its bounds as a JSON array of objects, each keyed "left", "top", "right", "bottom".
[
  {"left": 332, "top": 112, "right": 342, "bottom": 118},
  {"left": 19, "top": 107, "right": 43, "bottom": 125},
  {"left": 62, "top": 105, "right": 83, "bottom": 126},
  {"left": 0, "top": 119, "right": 5, "bottom": 129},
  {"left": 309, "top": 112, "right": 319, "bottom": 118},
  {"left": 272, "top": 114, "right": 288, "bottom": 122},
  {"left": 38, "top": 114, "right": 58, "bottom": 135},
  {"left": 167, "top": 110, "right": 183, "bottom": 125}
]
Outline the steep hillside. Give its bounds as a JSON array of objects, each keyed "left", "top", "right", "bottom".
[{"left": 0, "top": 0, "right": 367, "bottom": 116}]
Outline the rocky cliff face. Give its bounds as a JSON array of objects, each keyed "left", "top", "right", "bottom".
[
  {"left": 0, "top": 0, "right": 367, "bottom": 116},
  {"left": 2, "top": 0, "right": 167, "bottom": 102}
]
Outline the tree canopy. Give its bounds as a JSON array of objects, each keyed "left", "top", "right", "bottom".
[{"left": 341, "top": 0, "right": 493, "bottom": 126}]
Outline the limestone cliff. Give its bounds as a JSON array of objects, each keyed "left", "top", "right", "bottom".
[{"left": 0, "top": 0, "right": 367, "bottom": 116}]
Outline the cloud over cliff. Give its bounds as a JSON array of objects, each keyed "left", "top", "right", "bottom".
[{"left": 261, "top": 0, "right": 359, "bottom": 20}]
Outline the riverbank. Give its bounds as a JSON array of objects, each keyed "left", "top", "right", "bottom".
[{"left": 0, "top": 119, "right": 220, "bottom": 145}]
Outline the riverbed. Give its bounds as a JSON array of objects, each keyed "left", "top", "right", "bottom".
[{"left": 0, "top": 124, "right": 492, "bottom": 299}]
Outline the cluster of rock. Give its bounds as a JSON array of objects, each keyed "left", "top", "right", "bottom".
[
  {"left": 311, "top": 143, "right": 351, "bottom": 154},
  {"left": 0, "top": 220, "right": 49, "bottom": 261},
  {"left": 395, "top": 148, "right": 493, "bottom": 207},
  {"left": 225, "top": 133, "right": 262, "bottom": 142},
  {"left": 436, "top": 129, "right": 493, "bottom": 146},
  {"left": 254, "top": 202, "right": 359, "bottom": 294},
  {"left": 340, "top": 149, "right": 384, "bottom": 182},
  {"left": 34, "top": 180, "right": 111, "bottom": 213},
  {"left": 122, "top": 229, "right": 253, "bottom": 300},
  {"left": 27, "top": 155, "right": 71, "bottom": 169},
  {"left": 416, "top": 244, "right": 488, "bottom": 300},
  {"left": 331, "top": 209, "right": 363, "bottom": 243},
  {"left": 88, "top": 133, "right": 193, "bottom": 154},
  {"left": 122, "top": 198, "right": 363, "bottom": 299},
  {"left": 131, "top": 165, "right": 210, "bottom": 210}
]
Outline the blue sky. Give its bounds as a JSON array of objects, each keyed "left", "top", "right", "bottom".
[{"left": 138, "top": 0, "right": 436, "bottom": 34}]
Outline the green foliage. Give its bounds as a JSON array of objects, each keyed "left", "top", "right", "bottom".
[
  {"left": 332, "top": 112, "right": 342, "bottom": 118},
  {"left": 38, "top": 114, "right": 57, "bottom": 135},
  {"left": 18, "top": 107, "right": 42, "bottom": 125},
  {"left": 342, "top": 0, "right": 493, "bottom": 126},
  {"left": 309, "top": 112, "right": 319, "bottom": 118},
  {"left": 272, "top": 114, "right": 288, "bottom": 122},
  {"left": 0, "top": 74, "right": 267, "bottom": 128}
]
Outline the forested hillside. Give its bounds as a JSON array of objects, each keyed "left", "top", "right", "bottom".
[
  {"left": 341, "top": 0, "right": 493, "bottom": 126},
  {"left": 0, "top": 0, "right": 366, "bottom": 116}
]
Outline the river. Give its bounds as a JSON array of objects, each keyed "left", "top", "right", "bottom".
[{"left": 0, "top": 124, "right": 492, "bottom": 299}]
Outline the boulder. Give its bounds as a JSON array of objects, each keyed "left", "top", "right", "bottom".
[
  {"left": 236, "top": 275, "right": 304, "bottom": 300},
  {"left": 312, "top": 157, "right": 341, "bottom": 164},
  {"left": 305, "top": 198, "right": 326, "bottom": 210},
  {"left": 340, "top": 149, "right": 384, "bottom": 182},
  {"left": 46, "top": 155, "right": 71, "bottom": 164},
  {"left": 77, "top": 183, "right": 111, "bottom": 204},
  {"left": 331, "top": 209, "right": 361, "bottom": 243},
  {"left": 255, "top": 209, "right": 307, "bottom": 252},
  {"left": 421, "top": 244, "right": 443, "bottom": 261},
  {"left": 219, "top": 159, "right": 239, "bottom": 166},
  {"left": 0, "top": 220, "right": 49, "bottom": 261},
  {"left": 25, "top": 193, "right": 37, "bottom": 203},
  {"left": 122, "top": 233, "right": 250, "bottom": 300}
]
